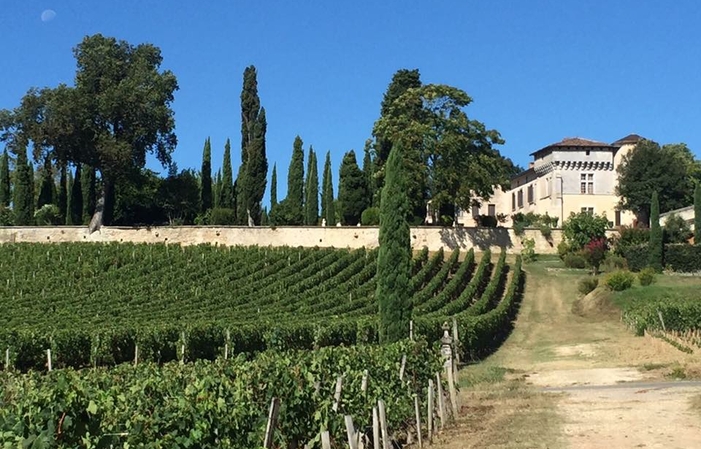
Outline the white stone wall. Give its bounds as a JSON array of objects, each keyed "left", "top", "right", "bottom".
[{"left": 0, "top": 225, "right": 565, "bottom": 254}]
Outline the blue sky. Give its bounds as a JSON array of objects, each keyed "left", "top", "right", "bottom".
[{"left": 2, "top": 1, "right": 701, "bottom": 201}]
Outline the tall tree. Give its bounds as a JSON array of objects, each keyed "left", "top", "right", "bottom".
[
  {"left": 81, "top": 164, "right": 96, "bottom": 224},
  {"left": 648, "top": 191, "right": 663, "bottom": 271},
  {"left": 4, "top": 34, "right": 178, "bottom": 229},
  {"left": 57, "top": 163, "right": 67, "bottom": 223},
  {"left": 66, "top": 169, "right": 73, "bottom": 224},
  {"left": 270, "top": 163, "right": 278, "bottom": 209},
  {"left": 695, "top": 183, "right": 701, "bottom": 246},
  {"left": 219, "top": 139, "right": 234, "bottom": 210},
  {"left": 70, "top": 164, "right": 83, "bottom": 225},
  {"left": 213, "top": 169, "right": 222, "bottom": 209},
  {"left": 37, "top": 155, "right": 54, "bottom": 208},
  {"left": 321, "top": 151, "right": 335, "bottom": 225},
  {"left": 376, "top": 143, "right": 412, "bottom": 343},
  {"left": 337, "top": 150, "right": 368, "bottom": 225},
  {"left": 374, "top": 84, "right": 507, "bottom": 224},
  {"left": 237, "top": 66, "right": 267, "bottom": 225},
  {"left": 12, "top": 145, "right": 33, "bottom": 225},
  {"left": 362, "top": 139, "right": 375, "bottom": 205},
  {"left": 200, "top": 137, "right": 213, "bottom": 213},
  {"left": 617, "top": 139, "right": 696, "bottom": 225},
  {"left": 286, "top": 136, "right": 305, "bottom": 225},
  {"left": 0, "top": 150, "right": 10, "bottom": 207},
  {"left": 28, "top": 160, "right": 35, "bottom": 218},
  {"left": 304, "top": 147, "right": 319, "bottom": 225}
]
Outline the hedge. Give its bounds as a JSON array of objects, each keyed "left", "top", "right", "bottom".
[{"left": 623, "top": 243, "right": 701, "bottom": 273}]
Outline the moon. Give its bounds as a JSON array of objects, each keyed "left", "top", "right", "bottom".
[{"left": 41, "top": 9, "right": 56, "bottom": 22}]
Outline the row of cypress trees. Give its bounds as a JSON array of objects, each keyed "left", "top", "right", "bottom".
[{"left": 0, "top": 148, "right": 97, "bottom": 226}]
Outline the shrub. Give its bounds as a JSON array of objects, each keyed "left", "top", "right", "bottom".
[
  {"left": 564, "top": 253, "right": 587, "bottom": 269},
  {"left": 208, "top": 208, "right": 237, "bottom": 225},
  {"left": 34, "top": 204, "right": 61, "bottom": 225},
  {"left": 475, "top": 215, "right": 498, "bottom": 228},
  {"left": 622, "top": 244, "right": 649, "bottom": 272},
  {"left": 663, "top": 213, "right": 692, "bottom": 244},
  {"left": 612, "top": 225, "right": 649, "bottom": 256},
  {"left": 578, "top": 276, "right": 599, "bottom": 295},
  {"left": 360, "top": 207, "right": 380, "bottom": 226},
  {"left": 521, "top": 238, "right": 536, "bottom": 263},
  {"left": 604, "top": 270, "right": 635, "bottom": 291},
  {"left": 511, "top": 212, "right": 557, "bottom": 238},
  {"left": 562, "top": 211, "right": 609, "bottom": 251},
  {"left": 0, "top": 206, "right": 13, "bottom": 226},
  {"left": 638, "top": 267, "right": 656, "bottom": 286},
  {"left": 557, "top": 240, "right": 571, "bottom": 260},
  {"left": 664, "top": 244, "right": 701, "bottom": 273},
  {"left": 582, "top": 238, "right": 607, "bottom": 274},
  {"left": 602, "top": 253, "right": 628, "bottom": 272}
]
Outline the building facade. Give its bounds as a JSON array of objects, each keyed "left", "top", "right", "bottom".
[{"left": 465, "top": 134, "right": 643, "bottom": 227}]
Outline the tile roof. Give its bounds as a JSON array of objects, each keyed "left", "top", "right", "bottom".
[
  {"left": 611, "top": 134, "right": 644, "bottom": 146},
  {"left": 530, "top": 137, "right": 615, "bottom": 156}
]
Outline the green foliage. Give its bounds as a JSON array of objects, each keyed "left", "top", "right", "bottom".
[
  {"left": 37, "top": 156, "right": 54, "bottom": 209},
  {"left": 604, "top": 270, "right": 635, "bottom": 291},
  {"left": 512, "top": 212, "right": 558, "bottom": 237},
  {"left": 648, "top": 191, "right": 663, "bottom": 272},
  {"left": 664, "top": 244, "right": 701, "bottom": 273},
  {"left": 200, "top": 137, "right": 213, "bottom": 213},
  {"left": 582, "top": 238, "right": 607, "bottom": 274},
  {"left": 562, "top": 211, "right": 609, "bottom": 251},
  {"left": 0, "top": 149, "right": 10, "bottom": 207},
  {"left": 361, "top": 207, "right": 380, "bottom": 225},
  {"left": 270, "top": 163, "right": 278, "bottom": 209},
  {"left": 622, "top": 295, "right": 701, "bottom": 336},
  {"left": 557, "top": 240, "right": 570, "bottom": 260},
  {"left": 474, "top": 214, "right": 498, "bottom": 227},
  {"left": 321, "top": 151, "right": 335, "bottom": 225},
  {"left": 304, "top": 147, "right": 319, "bottom": 225},
  {"left": 663, "top": 213, "right": 692, "bottom": 244},
  {"left": 159, "top": 169, "right": 201, "bottom": 224},
  {"left": 563, "top": 253, "right": 587, "bottom": 269},
  {"left": 12, "top": 146, "right": 33, "bottom": 225},
  {"left": 638, "top": 267, "right": 657, "bottom": 286},
  {"left": 622, "top": 244, "right": 649, "bottom": 272},
  {"left": 377, "top": 144, "right": 412, "bottom": 343},
  {"left": 207, "top": 207, "right": 237, "bottom": 225},
  {"left": 69, "top": 164, "right": 83, "bottom": 225},
  {"left": 219, "top": 139, "right": 235, "bottom": 210},
  {"left": 521, "top": 237, "right": 536, "bottom": 263},
  {"left": 286, "top": 136, "right": 305, "bottom": 225},
  {"left": 81, "top": 164, "right": 96, "bottom": 224},
  {"left": 362, "top": 140, "right": 375, "bottom": 205},
  {"left": 616, "top": 139, "right": 698, "bottom": 224},
  {"left": 612, "top": 225, "right": 649, "bottom": 256},
  {"left": 33, "top": 204, "right": 61, "bottom": 225},
  {"left": 57, "top": 163, "right": 68, "bottom": 224},
  {"left": 695, "top": 183, "right": 701, "bottom": 245},
  {"left": 577, "top": 277, "right": 599, "bottom": 295},
  {"left": 0, "top": 206, "right": 13, "bottom": 225},
  {"left": 602, "top": 253, "right": 628, "bottom": 272},
  {"left": 338, "top": 150, "right": 369, "bottom": 225}
]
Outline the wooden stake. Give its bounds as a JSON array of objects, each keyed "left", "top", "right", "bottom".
[
  {"left": 446, "top": 362, "right": 458, "bottom": 419},
  {"left": 263, "top": 397, "right": 280, "bottom": 448},
  {"left": 332, "top": 376, "right": 343, "bottom": 413},
  {"left": 378, "top": 399, "right": 389, "bottom": 449},
  {"left": 5, "top": 348, "right": 9, "bottom": 371},
  {"left": 47, "top": 349, "right": 52, "bottom": 372},
  {"left": 345, "top": 415, "right": 359, "bottom": 449},
  {"left": 414, "top": 395, "right": 423, "bottom": 448},
  {"left": 373, "top": 407, "right": 381, "bottom": 449},
  {"left": 361, "top": 369, "right": 369, "bottom": 394},
  {"left": 452, "top": 317, "right": 460, "bottom": 365},
  {"left": 134, "top": 345, "right": 138, "bottom": 367},
  {"left": 410, "top": 320, "right": 414, "bottom": 341},
  {"left": 321, "top": 431, "right": 331, "bottom": 449},
  {"left": 427, "top": 380, "right": 434, "bottom": 442},
  {"left": 657, "top": 309, "right": 667, "bottom": 332},
  {"left": 436, "top": 373, "right": 446, "bottom": 430},
  {"left": 399, "top": 354, "right": 407, "bottom": 381}
]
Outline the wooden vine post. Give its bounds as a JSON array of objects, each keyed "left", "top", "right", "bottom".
[
  {"left": 263, "top": 397, "right": 280, "bottom": 448},
  {"left": 441, "top": 322, "right": 459, "bottom": 419}
]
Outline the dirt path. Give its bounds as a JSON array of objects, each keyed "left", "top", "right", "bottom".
[{"left": 437, "top": 259, "right": 701, "bottom": 448}]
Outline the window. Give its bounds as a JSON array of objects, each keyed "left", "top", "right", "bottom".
[
  {"left": 512, "top": 193, "right": 516, "bottom": 211},
  {"left": 581, "top": 207, "right": 594, "bottom": 215},
  {"left": 527, "top": 185, "right": 534, "bottom": 204},
  {"left": 586, "top": 150, "right": 591, "bottom": 156},
  {"left": 471, "top": 205, "right": 479, "bottom": 218},
  {"left": 580, "top": 173, "right": 594, "bottom": 194},
  {"left": 517, "top": 190, "right": 524, "bottom": 208},
  {"left": 488, "top": 204, "right": 496, "bottom": 217}
]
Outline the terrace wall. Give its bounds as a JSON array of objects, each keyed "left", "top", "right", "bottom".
[{"left": 0, "top": 225, "right": 564, "bottom": 254}]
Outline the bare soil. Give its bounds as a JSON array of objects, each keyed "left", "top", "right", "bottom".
[{"left": 432, "top": 259, "right": 701, "bottom": 449}]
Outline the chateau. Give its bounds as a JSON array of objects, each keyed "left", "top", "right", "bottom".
[{"left": 466, "top": 134, "right": 643, "bottom": 227}]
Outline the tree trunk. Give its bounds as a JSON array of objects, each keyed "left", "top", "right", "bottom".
[{"left": 88, "top": 177, "right": 114, "bottom": 233}]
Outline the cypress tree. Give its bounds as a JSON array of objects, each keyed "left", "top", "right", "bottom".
[
  {"left": 321, "top": 151, "right": 335, "bottom": 225},
  {"left": 219, "top": 139, "right": 234, "bottom": 210},
  {"left": 648, "top": 191, "right": 663, "bottom": 272},
  {"left": 0, "top": 150, "right": 10, "bottom": 207},
  {"left": 82, "top": 165, "right": 97, "bottom": 224},
  {"left": 337, "top": 150, "right": 368, "bottom": 225},
  {"left": 304, "top": 147, "right": 319, "bottom": 225},
  {"left": 213, "top": 169, "right": 222, "bottom": 209},
  {"left": 13, "top": 145, "right": 33, "bottom": 225},
  {"left": 201, "top": 137, "right": 213, "bottom": 213},
  {"left": 376, "top": 143, "right": 412, "bottom": 343},
  {"left": 237, "top": 66, "right": 267, "bottom": 225},
  {"left": 66, "top": 170, "right": 73, "bottom": 225},
  {"left": 695, "top": 183, "right": 701, "bottom": 246},
  {"left": 70, "top": 164, "right": 83, "bottom": 225},
  {"left": 362, "top": 140, "right": 374, "bottom": 205},
  {"left": 57, "top": 163, "right": 68, "bottom": 223},
  {"left": 286, "top": 136, "right": 305, "bottom": 225},
  {"left": 28, "top": 160, "right": 35, "bottom": 219},
  {"left": 37, "top": 156, "right": 54, "bottom": 209},
  {"left": 270, "top": 164, "right": 278, "bottom": 209}
]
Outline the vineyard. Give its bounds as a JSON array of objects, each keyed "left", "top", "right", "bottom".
[{"left": 0, "top": 243, "right": 524, "bottom": 447}]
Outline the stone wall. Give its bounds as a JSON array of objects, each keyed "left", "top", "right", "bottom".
[{"left": 0, "top": 225, "right": 563, "bottom": 254}]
